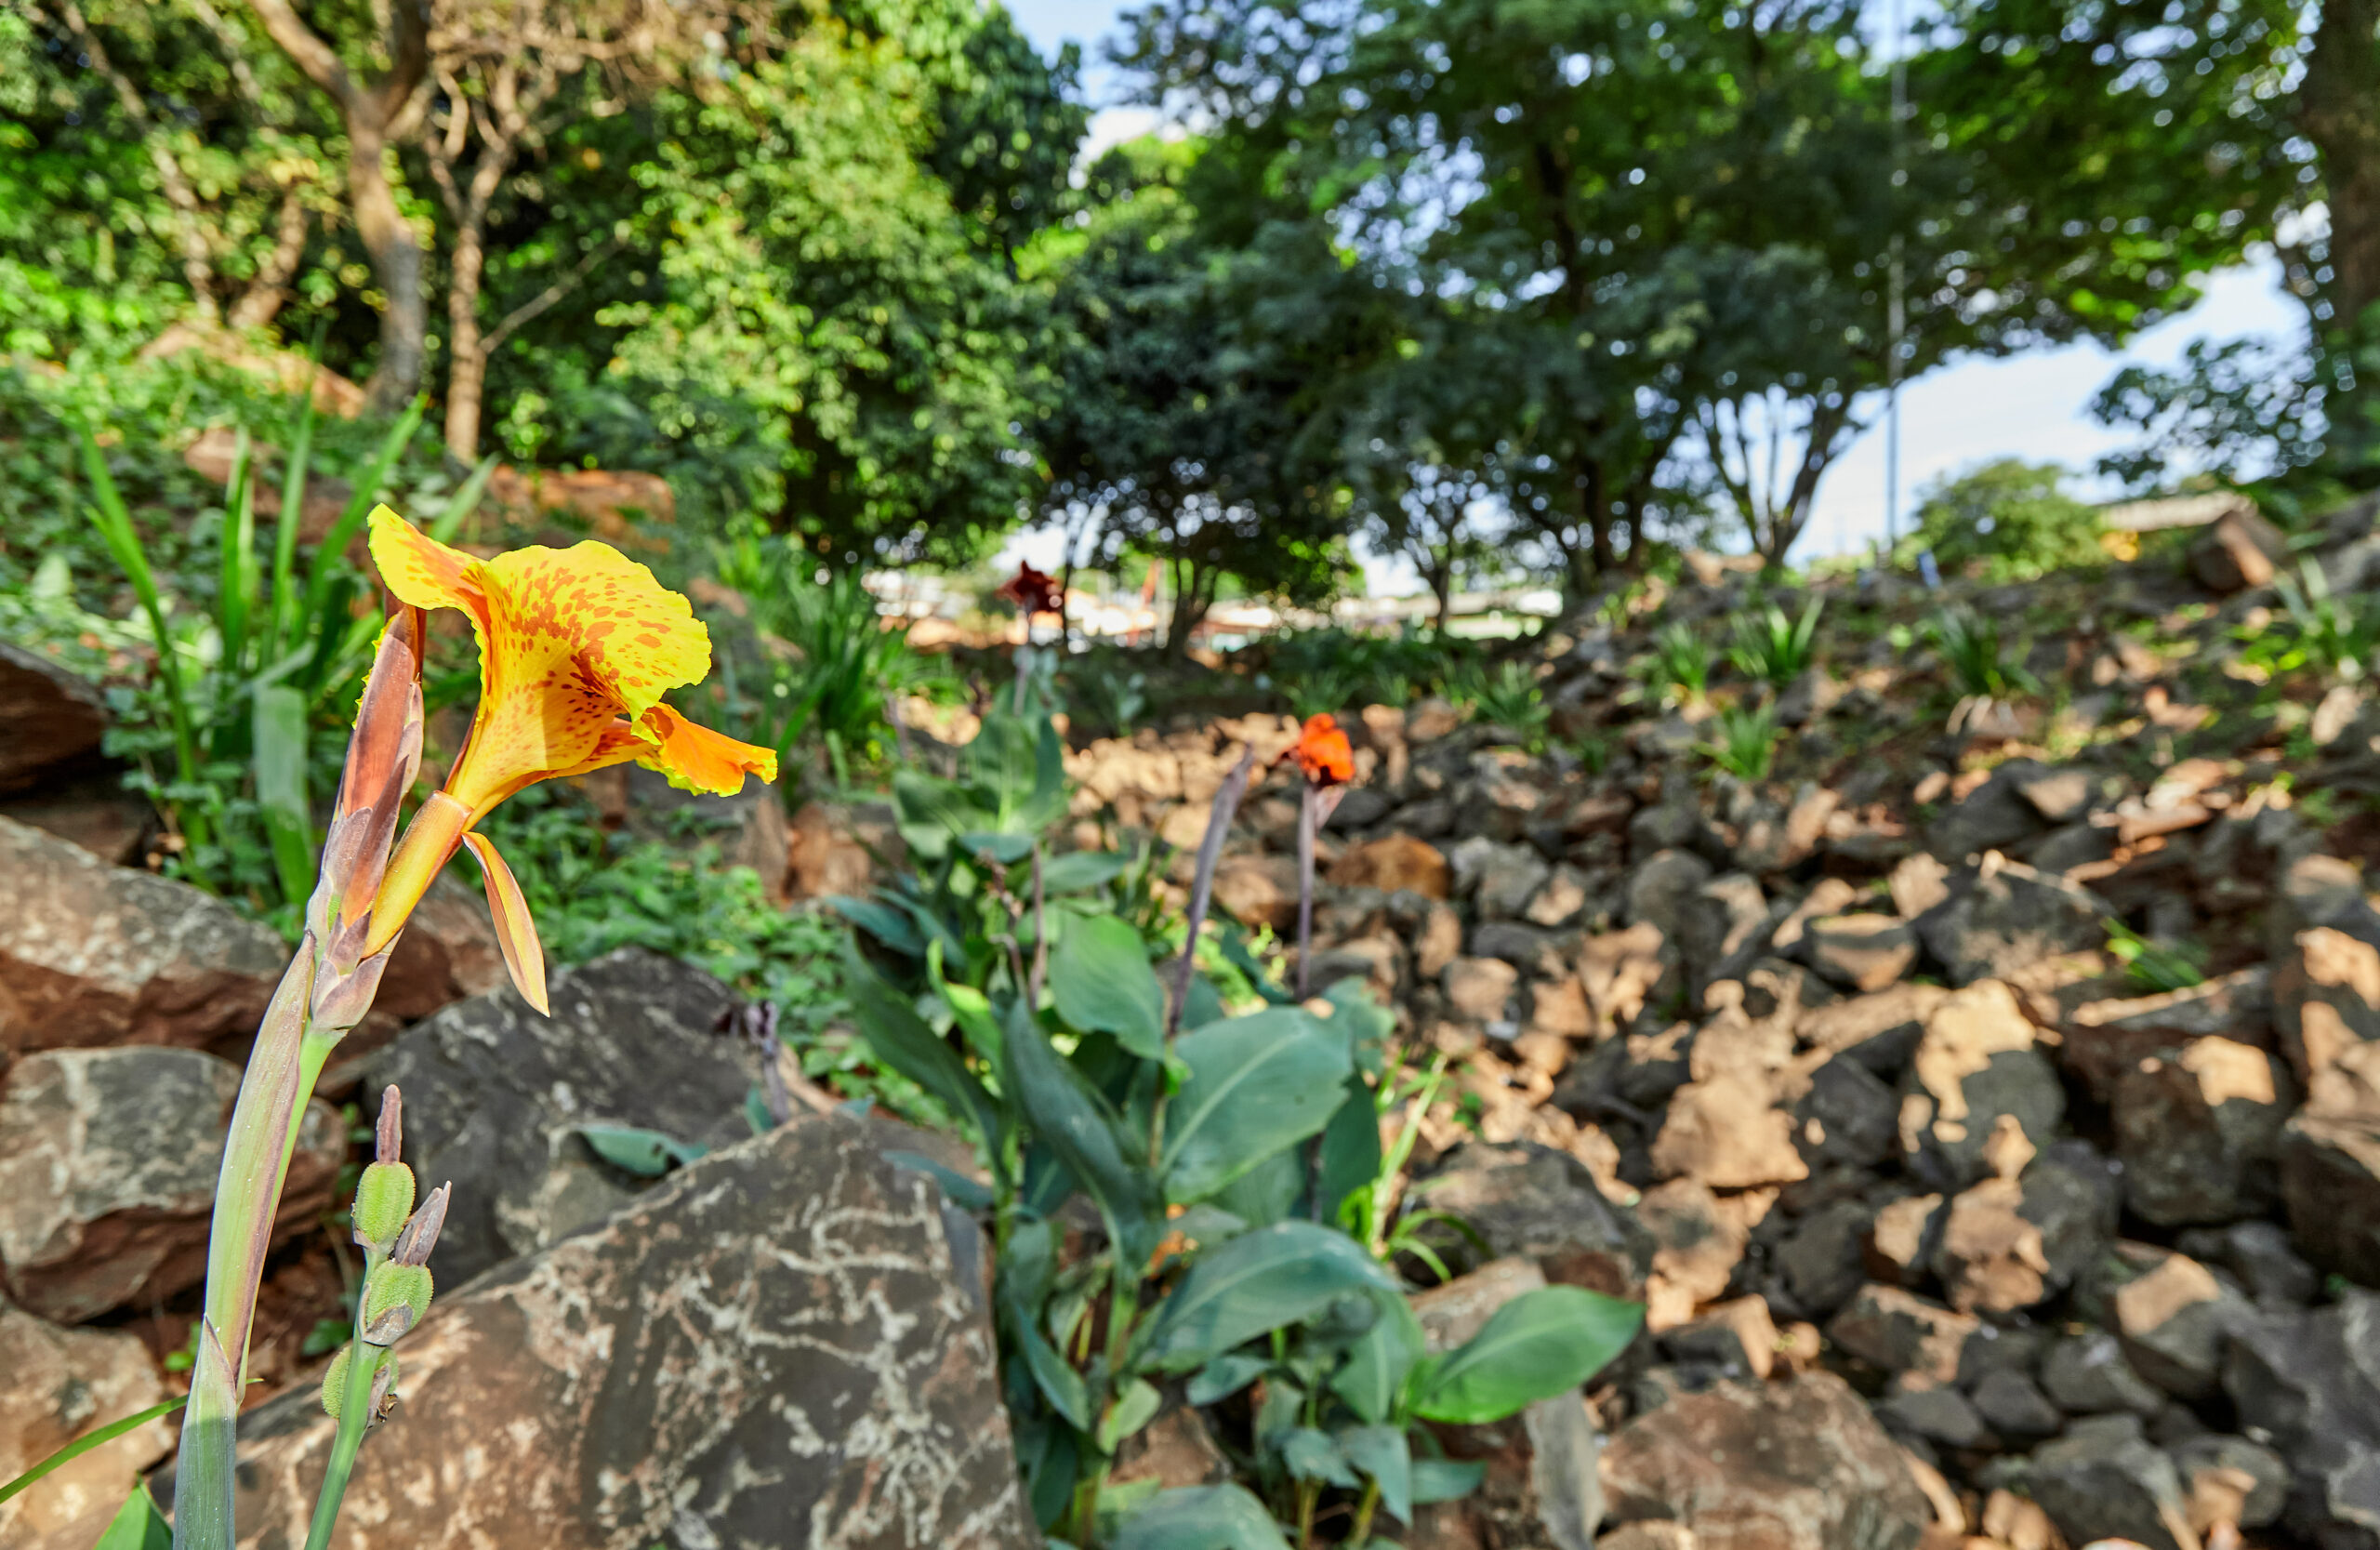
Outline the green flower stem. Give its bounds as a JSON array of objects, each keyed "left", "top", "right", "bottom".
[
  {"left": 172, "top": 951, "right": 343, "bottom": 1549},
  {"left": 303, "top": 1324, "right": 386, "bottom": 1550}
]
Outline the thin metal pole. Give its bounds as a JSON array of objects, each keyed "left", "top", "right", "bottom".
[{"left": 1884, "top": 0, "right": 1908, "bottom": 552}]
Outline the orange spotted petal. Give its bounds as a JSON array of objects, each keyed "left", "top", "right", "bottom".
[
  {"left": 367, "top": 505, "right": 483, "bottom": 616},
  {"left": 478, "top": 541, "right": 711, "bottom": 721},
  {"left": 635, "top": 703, "right": 780, "bottom": 796},
  {"left": 462, "top": 831, "right": 548, "bottom": 1015}
]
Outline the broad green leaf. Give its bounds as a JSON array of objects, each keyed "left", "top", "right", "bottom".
[
  {"left": 1331, "top": 1292, "right": 1422, "bottom": 1424},
  {"left": 892, "top": 769, "right": 991, "bottom": 862},
  {"left": 1313, "top": 1075, "right": 1382, "bottom": 1226},
  {"left": 577, "top": 1125, "right": 707, "bottom": 1177},
  {"left": 1210, "top": 1148, "right": 1301, "bottom": 1228},
  {"left": 1341, "top": 1424, "right": 1413, "bottom": 1526},
  {"left": 1051, "top": 915, "right": 1165, "bottom": 1058},
  {"left": 969, "top": 712, "right": 1045, "bottom": 827},
  {"left": 88, "top": 1485, "right": 169, "bottom": 1550},
  {"left": 1013, "top": 1413, "right": 1079, "bottom": 1531},
  {"left": 1008, "top": 1301, "right": 1091, "bottom": 1431},
  {"left": 1139, "top": 1222, "right": 1398, "bottom": 1373},
  {"left": 1002, "top": 1000, "right": 1161, "bottom": 1263},
  {"left": 1411, "top": 1458, "right": 1487, "bottom": 1504},
  {"left": 828, "top": 894, "right": 924, "bottom": 957},
  {"left": 1185, "top": 1352, "right": 1271, "bottom": 1405},
  {"left": 1041, "top": 849, "right": 1130, "bottom": 893},
  {"left": 928, "top": 940, "right": 1003, "bottom": 1064},
  {"left": 1180, "top": 972, "right": 1226, "bottom": 1029},
  {"left": 842, "top": 944, "right": 1003, "bottom": 1146},
  {"left": 1413, "top": 1286, "right": 1645, "bottom": 1424},
  {"left": 959, "top": 830, "right": 1037, "bottom": 864},
  {"left": 1113, "top": 1485, "right": 1292, "bottom": 1550},
  {"left": 1162, "top": 1007, "right": 1353, "bottom": 1203},
  {"left": 1281, "top": 1427, "right": 1358, "bottom": 1488},
  {"left": 1099, "top": 1376, "right": 1164, "bottom": 1452},
  {"left": 303, "top": 393, "right": 422, "bottom": 629},
  {"left": 1324, "top": 978, "right": 1396, "bottom": 1071},
  {"left": 251, "top": 682, "right": 313, "bottom": 907}
]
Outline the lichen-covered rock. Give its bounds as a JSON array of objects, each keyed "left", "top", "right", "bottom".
[
  {"left": 0, "top": 1047, "right": 342, "bottom": 1321},
  {"left": 1911, "top": 860, "right": 2105, "bottom": 987},
  {"left": 1598, "top": 1370, "right": 1931, "bottom": 1550},
  {"left": 359, "top": 948, "right": 749, "bottom": 1286},
  {"left": 210, "top": 1113, "right": 1033, "bottom": 1550},
  {"left": 0, "top": 1298, "right": 172, "bottom": 1541},
  {"left": 0, "top": 815, "right": 285, "bottom": 1055},
  {"left": 2113, "top": 1038, "right": 2293, "bottom": 1225}
]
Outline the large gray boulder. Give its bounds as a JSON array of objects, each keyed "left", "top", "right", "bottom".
[
  {"left": 0, "top": 1046, "right": 343, "bottom": 1321},
  {"left": 210, "top": 1113, "right": 1036, "bottom": 1549},
  {"left": 359, "top": 948, "right": 750, "bottom": 1285},
  {"left": 0, "top": 815, "right": 286, "bottom": 1055}
]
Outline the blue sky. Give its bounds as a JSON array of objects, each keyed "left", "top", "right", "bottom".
[{"left": 998, "top": 0, "right": 2307, "bottom": 576}]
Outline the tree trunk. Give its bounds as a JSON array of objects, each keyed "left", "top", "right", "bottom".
[
  {"left": 243, "top": 0, "right": 429, "bottom": 416},
  {"left": 443, "top": 218, "right": 490, "bottom": 458},
  {"left": 227, "top": 188, "right": 311, "bottom": 329},
  {"left": 1428, "top": 559, "right": 1453, "bottom": 634},
  {"left": 2303, "top": 0, "right": 2380, "bottom": 462},
  {"left": 1164, "top": 557, "right": 1211, "bottom": 660},
  {"left": 350, "top": 123, "right": 428, "bottom": 416},
  {"left": 1580, "top": 455, "right": 1612, "bottom": 574}
]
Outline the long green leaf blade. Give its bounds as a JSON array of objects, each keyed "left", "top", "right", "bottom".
[
  {"left": 252, "top": 682, "right": 314, "bottom": 906},
  {"left": 0, "top": 1398, "right": 186, "bottom": 1505}
]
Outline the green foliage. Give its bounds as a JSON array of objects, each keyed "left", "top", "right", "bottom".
[
  {"left": 68, "top": 386, "right": 441, "bottom": 930},
  {"left": 1927, "top": 607, "right": 2040, "bottom": 700},
  {"left": 1909, "top": 460, "right": 2106, "bottom": 582},
  {"left": 2105, "top": 921, "right": 2209, "bottom": 994},
  {"left": 2091, "top": 337, "right": 2327, "bottom": 494},
  {"left": 1726, "top": 597, "right": 1824, "bottom": 688},
  {"left": 836, "top": 703, "right": 1640, "bottom": 1543},
  {"left": 2257, "top": 562, "right": 2380, "bottom": 682},
  {"left": 699, "top": 525, "right": 955, "bottom": 788},
  {"left": 1638, "top": 623, "right": 1712, "bottom": 709},
  {"left": 1699, "top": 702, "right": 1780, "bottom": 782},
  {"left": 1450, "top": 660, "right": 1549, "bottom": 751},
  {"left": 1260, "top": 627, "right": 1469, "bottom": 716}
]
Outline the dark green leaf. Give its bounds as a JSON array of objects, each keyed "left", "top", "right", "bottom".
[
  {"left": 1099, "top": 1376, "right": 1164, "bottom": 1452},
  {"left": 1139, "top": 1222, "right": 1397, "bottom": 1373},
  {"left": 1341, "top": 1424, "right": 1412, "bottom": 1526},
  {"left": 1413, "top": 1287, "right": 1645, "bottom": 1424},
  {"left": 1162, "top": 1007, "right": 1353, "bottom": 1203},
  {"left": 1041, "top": 850, "right": 1130, "bottom": 893},
  {"left": 1113, "top": 1485, "right": 1292, "bottom": 1550},
  {"left": 1185, "top": 1352, "right": 1271, "bottom": 1406},
  {"left": 1330, "top": 1292, "right": 1422, "bottom": 1425},
  {"left": 1411, "top": 1458, "right": 1486, "bottom": 1504},
  {"left": 1051, "top": 915, "right": 1166, "bottom": 1058},
  {"left": 959, "top": 830, "right": 1037, "bottom": 864},
  {"left": 1281, "top": 1427, "right": 1358, "bottom": 1488},
  {"left": 1210, "top": 1148, "right": 1302, "bottom": 1228},
  {"left": 892, "top": 769, "right": 990, "bottom": 862},
  {"left": 842, "top": 944, "right": 1003, "bottom": 1146},
  {"left": 1314, "top": 1075, "right": 1382, "bottom": 1226},
  {"left": 1002, "top": 1000, "right": 1161, "bottom": 1263},
  {"left": 828, "top": 894, "right": 925, "bottom": 957}
]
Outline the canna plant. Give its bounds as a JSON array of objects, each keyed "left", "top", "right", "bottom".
[
  {"left": 164, "top": 508, "right": 775, "bottom": 1549},
  {"left": 837, "top": 699, "right": 1642, "bottom": 1544}
]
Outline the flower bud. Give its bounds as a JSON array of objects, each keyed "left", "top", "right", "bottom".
[
  {"left": 351, "top": 1162, "right": 416, "bottom": 1250},
  {"left": 360, "top": 1262, "right": 434, "bottom": 1346},
  {"left": 320, "top": 1343, "right": 353, "bottom": 1419}
]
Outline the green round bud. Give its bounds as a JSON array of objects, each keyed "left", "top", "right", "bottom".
[
  {"left": 360, "top": 1263, "right": 434, "bottom": 1345},
  {"left": 351, "top": 1162, "right": 416, "bottom": 1248},
  {"left": 321, "top": 1344, "right": 353, "bottom": 1419}
]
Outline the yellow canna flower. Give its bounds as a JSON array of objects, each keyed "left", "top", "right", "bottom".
[{"left": 360, "top": 506, "right": 777, "bottom": 1010}]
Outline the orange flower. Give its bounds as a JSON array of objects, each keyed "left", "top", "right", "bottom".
[
  {"left": 1291, "top": 713, "right": 1355, "bottom": 787},
  {"left": 360, "top": 507, "right": 777, "bottom": 1009}
]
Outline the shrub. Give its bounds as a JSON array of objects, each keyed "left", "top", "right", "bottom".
[
  {"left": 1699, "top": 701, "right": 1778, "bottom": 781},
  {"left": 1726, "top": 597, "right": 1823, "bottom": 688},
  {"left": 1909, "top": 458, "right": 2104, "bottom": 581}
]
